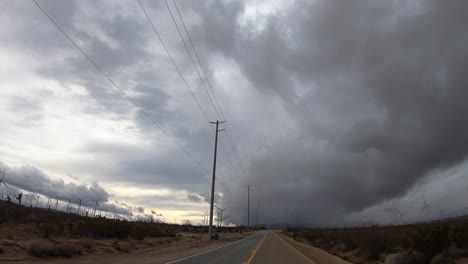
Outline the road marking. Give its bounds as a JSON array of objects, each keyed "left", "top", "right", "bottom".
[
  {"left": 243, "top": 231, "right": 267, "bottom": 264},
  {"left": 276, "top": 232, "right": 316, "bottom": 264},
  {"left": 164, "top": 232, "right": 258, "bottom": 264}
]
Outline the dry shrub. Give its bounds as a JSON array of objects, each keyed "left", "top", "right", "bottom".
[
  {"left": 412, "top": 226, "right": 450, "bottom": 257},
  {"left": 27, "top": 239, "right": 54, "bottom": 257},
  {"left": 115, "top": 241, "right": 135, "bottom": 252},
  {"left": 131, "top": 225, "right": 146, "bottom": 240},
  {"left": 50, "top": 242, "right": 83, "bottom": 258},
  {"left": 358, "top": 234, "right": 387, "bottom": 260},
  {"left": 78, "top": 238, "right": 95, "bottom": 250},
  {"left": 38, "top": 223, "right": 53, "bottom": 238},
  {"left": 431, "top": 254, "right": 454, "bottom": 264}
]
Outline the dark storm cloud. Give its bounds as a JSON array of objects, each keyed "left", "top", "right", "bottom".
[
  {"left": 0, "top": 162, "right": 108, "bottom": 201},
  {"left": 187, "top": 0, "right": 468, "bottom": 224},
  {"left": 0, "top": 161, "right": 137, "bottom": 215},
  {"left": 4, "top": 0, "right": 468, "bottom": 226}
]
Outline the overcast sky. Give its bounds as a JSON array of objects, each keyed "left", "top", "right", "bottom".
[{"left": 1, "top": 0, "right": 468, "bottom": 226}]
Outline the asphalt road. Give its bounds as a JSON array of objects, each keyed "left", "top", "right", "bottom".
[
  {"left": 166, "top": 230, "right": 315, "bottom": 264},
  {"left": 166, "top": 231, "right": 266, "bottom": 264},
  {"left": 250, "top": 231, "right": 314, "bottom": 264}
]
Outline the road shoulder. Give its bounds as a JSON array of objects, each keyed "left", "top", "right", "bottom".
[{"left": 278, "top": 232, "right": 352, "bottom": 264}]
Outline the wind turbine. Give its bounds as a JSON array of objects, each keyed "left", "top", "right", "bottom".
[
  {"left": 150, "top": 210, "right": 162, "bottom": 223},
  {"left": 35, "top": 194, "right": 41, "bottom": 207},
  {"left": 215, "top": 206, "right": 229, "bottom": 227},
  {"left": 25, "top": 193, "right": 33, "bottom": 206},
  {"left": 0, "top": 169, "right": 9, "bottom": 191},
  {"left": 383, "top": 207, "right": 396, "bottom": 223},
  {"left": 113, "top": 208, "right": 118, "bottom": 220},
  {"left": 422, "top": 197, "right": 431, "bottom": 221},
  {"left": 113, "top": 200, "right": 120, "bottom": 220},
  {"left": 203, "top": 212, "right": 209, "bottom": 226},
  {"left": 92, "top": 195, "right": 104, "bottom": 217},
  {"left": 46, "top": 197, "right": 51, "bottom": 209},
  {"left": 65, "top": 198, "right": 72, "bottom": 213},
  {"left": 15, "top": 193, "right": 23, "bottom": 206},
  {"left": 361, "top": 212, "right": 370, "bottom": 226},
  {"left": 394, "top": 208, "right": 405, "bottom": 224},
  {"left": 54, "top": 197, "right": 59, "bottom": 211},
  {"left": 73, "top": 196, "right": 82, "bottom": 215}
]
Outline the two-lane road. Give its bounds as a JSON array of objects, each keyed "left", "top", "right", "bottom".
[
  {"left": 250, "top": 231, "right": 314, "bottom": 264},
  {"left": 167, "top": 231, "right": 266, "bottom": 264},
  {"left": 167, "top": 231, "right": 315, "bottom": 264}
]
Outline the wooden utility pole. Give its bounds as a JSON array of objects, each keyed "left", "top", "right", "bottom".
[
  {"left": 248, "top": 185, "right": 250, "bottom": 227},
  {"left": 209, "top": 120, "right": 225, "bottom": 239},
  {"left": 256, "top": 201, "right": 260, "bottom": 227}
]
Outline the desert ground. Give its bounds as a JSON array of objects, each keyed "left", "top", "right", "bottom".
[{"left": 0, "top": 201, "right": 253, "bottom": 263}]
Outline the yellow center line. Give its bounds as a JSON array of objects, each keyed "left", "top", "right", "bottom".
[{"left": 243, "top": 231, "right": 268, "bottom": 264}]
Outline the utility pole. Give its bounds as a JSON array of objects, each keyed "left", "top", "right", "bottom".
[
  {"left": 247, "top": 185, "right": 250, "bottom": 227},
  {"left": 209, "top": 120, "right": 225, "bottom": 240},
  {"left": 285, "top": 208, "right": 288, "bottom": 230},
  {"left": 256, "top": 201, "right": 260, "bottom": 228}
]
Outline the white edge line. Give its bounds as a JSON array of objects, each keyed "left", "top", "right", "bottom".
[
  {"left": 165, "top": 232, "right": 260, "bottom": 264},
  {"left": 276, "top": 232, "right": 316, "bottom": 264}
]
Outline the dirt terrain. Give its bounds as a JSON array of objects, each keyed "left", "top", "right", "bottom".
[
  {"left": 0, "top": 201, "right": 253, "bottom": 263},
  {"left": 0, "top": 223, "right": 251, "bottom": 264}
]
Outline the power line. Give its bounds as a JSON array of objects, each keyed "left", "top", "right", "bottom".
[
  {"left": 138, "top": 0, "right": 245, "bottom": 188},
  {"left": 170, "top": 0, "right": 250, "bottom": 185},
  {"left": 164, "top": 0, "right": 220, "bottom": 119},
  {"left": 32, "top": 0, "right": 209, "bottom": 174},
  {"left": 137, "top": 0, "right": 211, "bottom": 124},
  {"left": 154, "top": 0, "right": 247, "bottom": 186}
]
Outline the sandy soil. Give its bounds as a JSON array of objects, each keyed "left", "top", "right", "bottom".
[{"left": 0, "top": 223, "right": 252, "bottom": 264}]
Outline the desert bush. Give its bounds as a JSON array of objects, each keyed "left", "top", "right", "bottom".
[
  {"left": 115, "top": 241, "right": 135, "bottom": 252},
  {"left": 412, "top": 226, "right": 450, "bottom": 257},
  {"left": 131, "top": 224, "right": 146, "bottom": 240},
  {"left": 50, "top": 243, "right": 74, "bottom": 258},
  {"left": 452, "top": 225, "right": 468, "bottom": 247},
  {"left": 50, "top": 242, "right": 83, "bottom": 258},
  {"left": 76, "top": 219, "right": 130, "bottom": 238},
  {"left": 38, "top": 223, "right": 53, "bottom": 238},
  {"left": 431, "top": 253, "right": 454, "bottom": 264},
  {"left": 359, "top": 234, "right": 387, "bottom": 260},
  {"left": 78, "top": 238, "right": 95, "bottom": 250},
  {"left": 27, "top": 239, "right": 54, "bottom": 257}
]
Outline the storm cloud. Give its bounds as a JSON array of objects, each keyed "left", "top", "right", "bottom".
[{"left": 1, "top": 0, "right": 468, "bottom": 226}]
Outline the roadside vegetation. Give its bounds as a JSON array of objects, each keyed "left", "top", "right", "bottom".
[
  {"left": 0, "top": 201, "right": 250, "bottom": 259},
  {"left": 286, "top": 219, "right": 468, "bottom": 263}
]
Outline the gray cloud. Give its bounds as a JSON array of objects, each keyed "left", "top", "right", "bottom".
[
  {"left": 188, "top": 193, "right": 203, "bottom": 203},
  {"left": 2, "top": 0, "right": 468, "bottom": 226},
  {"left": 0, "top": 161, "right": 137, "bottom": 216},
  {"left": 186, "top": 0, "right": 468, "bottom": 224}
]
